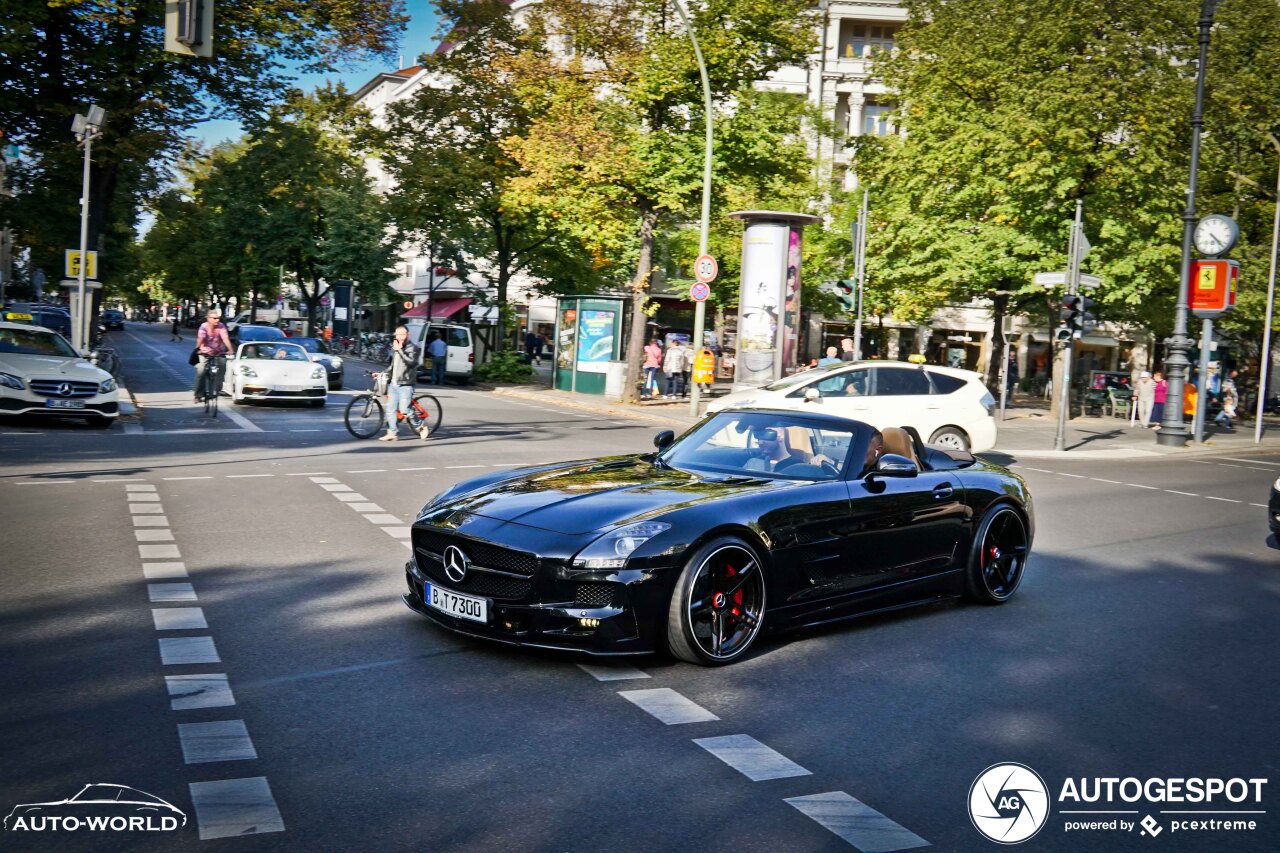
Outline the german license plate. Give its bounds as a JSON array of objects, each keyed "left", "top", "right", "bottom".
[
  {"left": 46, "top": 399, "right": 85, "bottom": 409},
  {"left": 276, "top": 385, "right": 303, "bottom": 392},
  {"left": 425, "top": 583, "right": 488, "bottom": 623}
]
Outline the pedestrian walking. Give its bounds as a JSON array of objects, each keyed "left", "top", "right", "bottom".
[
  {"left": 1150, "top": 371, "right": 1167, "bottom": 428},
  {"left": 839, "top": 337, "right": 855, "bottom": 362},
  {"left": 1132, "top": 371, "right": 1156, "bottom": 428},
  {"left": 663, "top": 339, "right": 688, "bottom": 398},
  {"left": 680, "top": 341, "right": 693, "bottom": 397},
  {"left": 524, "top": 328, "right": 538, "bottom": 364},
  {"left": 534, "top": 333, "right": 545, "bottom": 366},
  {"left": 381, "top": 325, "right": 424, "bottom": 441},
  {"left": 427, "top": 331, "right": 448, "bottom": 386},
  {"left": 642, "top": 338, "right": 663, "bottom": 399},
  {"left": 818, "top": 346, "right": 841, "bottom": 367},
  {"left": 1214, "top": 369, "right": 1238, "bottom": 431},
  {"left": 170, "top": 316, "right": 183, "bottom": 342},
  {"left": 1005, "top": 353, "right": 1019, "bottom": 394}
]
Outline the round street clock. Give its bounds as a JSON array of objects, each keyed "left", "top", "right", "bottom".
[{"left": 1193, "top": 214, "right": 1239, "bottom": 257}]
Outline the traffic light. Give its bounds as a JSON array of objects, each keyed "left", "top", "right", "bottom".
[
  {"left": 824, "top": 280, "right": 858, "bottom": 312},
  {"left": 1060, "top": 294, "right": 1095, "bottom": 336}
]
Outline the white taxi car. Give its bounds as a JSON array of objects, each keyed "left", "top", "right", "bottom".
[
  {"left": 0, "top": 320, "right": 119, "bottom": 427},
  {"left": 706, "top": 359, "right": 997, "bottom": 451},
  {"left": 223, "top": 340, "right": 327, "bottom": 406}
]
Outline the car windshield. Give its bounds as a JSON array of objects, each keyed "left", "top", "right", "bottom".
[
  {"left": 0, "top": 327, "right": 79, "bottom": 357},
  {"left": 239, "top": 327, "right": 285, "bottom": 341},
  {"left": 660, "top": 412, "right": 854, "bottom": 481},
  {"left": 241, "top": 343, "right": 308, "bottom": 362},
  {"left": 761, "top": 362, "right": 849, "bottom": 392},
  {"left": 72, "top": 785, "right": 123, "bottom": 802}
]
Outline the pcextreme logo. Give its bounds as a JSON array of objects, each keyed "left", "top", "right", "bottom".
[
  {"left": 969, "top": 764, "right": 1269, "bottom": 844},
  {"left": 4, "top": 783, "right": 186, "bottom": 833}
]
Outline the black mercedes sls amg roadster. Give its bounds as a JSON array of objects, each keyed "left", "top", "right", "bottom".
[{"left": 404, "top": 408, "right": 1033, "bottom": 665}]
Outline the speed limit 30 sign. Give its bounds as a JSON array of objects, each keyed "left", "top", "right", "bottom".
[{"left": 694, "top": 254, "right": 718, "bottom": 284}]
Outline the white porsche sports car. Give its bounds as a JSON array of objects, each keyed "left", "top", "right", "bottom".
[{"left": 223, "top": 341, "right": 327, "bottom": 406}]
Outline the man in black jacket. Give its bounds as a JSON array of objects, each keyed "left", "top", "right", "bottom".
[{"left": 381, "top": 325, "right": 424, "bottom": 441}]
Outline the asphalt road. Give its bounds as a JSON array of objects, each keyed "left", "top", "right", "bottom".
[{"left": 1, "top": 322, "right": 1277, "bottom": 851}]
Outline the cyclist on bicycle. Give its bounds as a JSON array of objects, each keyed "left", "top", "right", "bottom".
[
  {"left": 194, "top": 309, "right": 232, "bottom": 403},
  {"left": 380, "top": 325, "right": 425, "bottom": 441}
]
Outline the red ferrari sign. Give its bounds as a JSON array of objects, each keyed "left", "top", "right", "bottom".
[{"left": 1190, "top": 259, "right": 1239, "bottom": 318}]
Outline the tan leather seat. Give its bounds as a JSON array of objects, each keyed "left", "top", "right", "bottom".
[
  {"left": 880, "top": 427, "right": 919, "bottom": 468},
  {"left": 785, "top": 426, "right": 814, "bottom": 463}
]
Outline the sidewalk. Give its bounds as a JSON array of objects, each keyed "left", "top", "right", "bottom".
[{"left": 486, "top": 376, "right": 1280, "bottom": 459}]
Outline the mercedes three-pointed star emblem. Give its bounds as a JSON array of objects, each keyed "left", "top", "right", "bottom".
[
  {"left": 58, "top": 382, "right": 73, "bottom": 397},
  {"left": 442, "top": 545, "right": 469, "bottom": 583}
]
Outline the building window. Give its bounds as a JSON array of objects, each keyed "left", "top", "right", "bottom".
[
  {"left": 861, "top": 102, "right": 894, "bottom": 136},
  {"left": 838, "top": 22, "right": 897, "bottom": 60}
]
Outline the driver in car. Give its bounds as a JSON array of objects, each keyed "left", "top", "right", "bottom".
[{"left": 744, "top": 427, "right": 839, "bottom": 474}]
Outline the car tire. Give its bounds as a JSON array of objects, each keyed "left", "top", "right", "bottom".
[
  {"left": 964, "top": 503, "right": 1030, "bottom": 604},
  {"left": 666, "top": 535, "right": 766, "bottom": 666},
  {"left": 928, "top": 426, "right": 970, "bottom": 450}
]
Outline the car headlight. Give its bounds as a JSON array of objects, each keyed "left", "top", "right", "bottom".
[
  {"left": 332, "top": 356, "right": 342, "bottom": 369},
  {"left": 98, "top": 377, "right": 117, "bottom": 393},
  {"left": 573, "top": 522, "right": 671, "bottom": 569},
  {"left": 0, "top": 371, "right": 25, "bottom": 390},
  {"left": 237, "top": 364, "right": 257, "bottom": 377},
  {"left": 311, "top": 366, "right": 325, "bottom": 380},
  {"left": 1273, "top": 477, "right": 1280, "bottom": 492}
]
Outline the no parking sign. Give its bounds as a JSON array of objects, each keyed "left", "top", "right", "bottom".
[{"left": 690, "top": 282, "right": 710, "bottom": 302}]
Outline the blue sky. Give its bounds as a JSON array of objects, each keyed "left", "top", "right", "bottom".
[{"left": 193, "top": 2, "right": 441, "bottom": 148}]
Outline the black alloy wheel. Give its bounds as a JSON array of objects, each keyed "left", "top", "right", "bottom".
[
  {"left": 965, "top": 504, "right": 1029, "bottom": 603},
  {"left": 668, "top": 537, "right": 766, "bottom": 665}
]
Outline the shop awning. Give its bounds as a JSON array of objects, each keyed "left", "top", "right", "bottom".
[{"left": 401, "top": 296, "right": 473, "bottom": 319}]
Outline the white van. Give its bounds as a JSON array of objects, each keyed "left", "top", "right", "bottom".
[
  {"left": 405, "top": 320, "right": 474, "bottom": 383},
  {"left": 228, "top": 308, "right": 303, "bottom": 330}
]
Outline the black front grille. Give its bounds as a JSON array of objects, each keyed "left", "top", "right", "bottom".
[
  {"left": 29, "top": 379, "right": 98, "bottom": 398},
  {"left": 415, "top": 531, "right": 539, "bottom": 576},
  {"left": 574, "top": 583, "right": 616, "bottom": 608},
  {"left": 416, "top": 547, "right": 533, "bottom": 600}
]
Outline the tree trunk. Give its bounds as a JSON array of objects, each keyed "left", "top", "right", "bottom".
[
  {"left": 495, "top": 229, "right": 511, "bottom": 353},
  {"left": 622, "top": 207, "right": 659, "bottom": 404},
  {"left": 986, "top": 291, "right": 1010, "bottom": 389}
]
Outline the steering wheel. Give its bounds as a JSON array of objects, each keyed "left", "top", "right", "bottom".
[{"left": 816, "top": 458, "right": 840, "bottom": 477}]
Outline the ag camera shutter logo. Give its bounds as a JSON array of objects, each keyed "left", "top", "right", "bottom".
[{"left": 969, "top": 763, "right": 1050, "bottom": 844}]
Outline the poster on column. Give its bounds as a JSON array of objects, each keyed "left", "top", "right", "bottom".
[
  {"left": 782, "top": 226, "right": 802, "bottom": 372},
  {"left": 575, "top": 309, "right": 616, "bottom": 373},
  {"left": 736, "top": 223, "right": 788, "bottom": 386}
]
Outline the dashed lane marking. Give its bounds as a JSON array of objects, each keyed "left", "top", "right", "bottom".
[
  {"left": 397, "top": 466, "right": 435, "bottom": 471},
  {"left": 1165, "top": 490, "right": 1199, "bottom": 497},
  {"left": 334, "top": 493, "right": 369, "bottom": 502},
  {"left": 135, "top": 529, "right": 175, "bottom": 542},
  {"left": 1021, "top": 467, "right": 1053, "bottom": 473},
  {"left": 785, "top": 791, "right": 930, "bottom": 852},
  {"left": 1217, "top": 457, "right": 1280, "bottom": 467},
  {"left": 130, "top": 504, "right": 166, "bottom": 513},
  {"left": 1251, "top": 502, "right": 1268, "bottom": 508},
  {"left": 1126, "top": 483, "right": 1160, "bottom": 489},
  {"left": 139, "top": 544, "right": 181, "bottom": 559},
  {"left": 148, "top": 583, "right": 196, "bottom": 603},
  {"left": 127, "top": 484, "right": 157, "bottom": 491},
  {"left": 577, "top": 663, "right": 651, "bottom": 682},
  {"left": 163, "top": 476, "right": 212, "bottom": 481},
  {"left": 128, "top": 493, "right": 162, "bottom": 502},
  {"left": 151, "top": 607, "right": 207, "bottom": 630},
  {"left": 320, "top": 484, "right": 353, "bottom": 492},
  {"left": 347, "top": 503, "right": 384, "bottom": 513},
  {"left": 382, "top": 527, "right": 411, "bottom": 539},
  {"left": 1059, "top": 473, "right": 1086, "bottom": 478},
  {"left": 166, "top": 674, "right": 235, "bottom": 710},
  {"left": 188, "top": 777, "right": 284, "bottom": 840},
  {"left": 445, "top": 465, "right": 485, "bottom": 469},
  {"left": 1092, "top": 478, "right": 1121, "bottom": 484},
  {"left": 143, "top": 562, "right": 188, "bottom": 579},
  {"left": 227, "top": 473, "right": 274, "bottom": 478},
  {"left": 363, "top": 514, "right": 403, "bottom": 525},
  {"left": 177, "top": 720, "right": 257, "bottom": 764},
  {"left": 132, "top": 516, "right": 170, "bottom": 527},
  {"left": 288, "top": 472, "right": 330, "bottom": 476},
  {"left": 693, "top": 734, "right": 812, "bottom": 781},
  {"left": 346, "top": 468, "right": 386, "bottom": 473},
  {"left": 159, "top": 636, "right": 220, "bottom": 665},
  {"left": 618, "top": 688, "right": 719, "bottom": 725},
  {"left": 1205, "top": 496, "right": 1242, "bottom": 503}
]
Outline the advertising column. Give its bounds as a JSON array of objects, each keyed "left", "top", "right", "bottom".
[{"left": 728, "top": 211, "right": 820, "bottom": 390}]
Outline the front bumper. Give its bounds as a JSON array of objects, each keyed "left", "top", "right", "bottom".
[
  {"left": 0, "top": 388, "right": 119, "bottom": 420},
  {"left": 239, "top": 384, "right": 325, "bottom": 400},
  {"left": 402, "top": 519, "right": 676, "bottom": 655}
]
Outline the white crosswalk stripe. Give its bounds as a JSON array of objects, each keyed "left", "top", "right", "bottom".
[
  {"left": 692, "top": 734, "right": 811, "bottom": 781},
  {"left": 188, "top": 777, "right": 285, "bottom": 840}
]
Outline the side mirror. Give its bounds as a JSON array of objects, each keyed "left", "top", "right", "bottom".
[
  {"left": 804, "top": 387, "right": 822, "bottom": 403},
  {"left": 869, "top": 454, "right": 918, "bottom": 479},
  {"left": 653, "top": 430, "right": 675, "bottom": 450}
]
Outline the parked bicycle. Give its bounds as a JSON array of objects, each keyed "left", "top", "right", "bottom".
[{"left": 344, "top": 370, "right": 443, "bottom": 439}]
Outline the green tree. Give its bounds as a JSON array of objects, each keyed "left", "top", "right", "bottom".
[
  {"left": 854, "top": 0, "right": 1198, "bottom": 386},
  {"left": 503, "top": 0, "right": 816, "bottom": 400},
  {"left": 0, "top": 0, "right": 406, "bottom": 291},
  {"left": 382, "top": 0, "right": 604, "bottom": 352}
]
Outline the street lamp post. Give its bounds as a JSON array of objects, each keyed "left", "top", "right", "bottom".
[
  {"left": 71, "top": 105, "right": 106, "bottom": 353},
  {"left": 1158, "top": 0, "right": 1221, "bottom": 446},
  {"left": 670, "top": 0, "right": 714, "bottom": 418},
  {"left": 1255, "top": 136, "right": 1280, "bottom": 443}
]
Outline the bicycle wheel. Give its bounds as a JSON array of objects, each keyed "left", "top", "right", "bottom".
[
  {"left": 411, "top": 393, "right": 444, "bottom": 433},
  {"left": 345, "top": 394, "right": 385, "bottom": 439}
]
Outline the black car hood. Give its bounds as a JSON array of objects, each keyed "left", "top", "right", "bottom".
[{"left": 443, "top": 456, "right": 787, "bottom": 534}]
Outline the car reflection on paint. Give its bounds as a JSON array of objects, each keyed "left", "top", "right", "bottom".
[
  {"left": 3, "top": 784, "right": 187, "bottom": 829},
  {"left": 403, "top": 408, "right": 1035, "bottom": 666}
]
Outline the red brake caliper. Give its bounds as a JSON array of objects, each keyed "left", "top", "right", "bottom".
[{"left": 727, "top": 564, "right": 742, "bottom": 619}]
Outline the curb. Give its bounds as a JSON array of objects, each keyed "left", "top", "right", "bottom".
[{"left": 488, "top": 385, "right": 695, "bottom": 428}]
